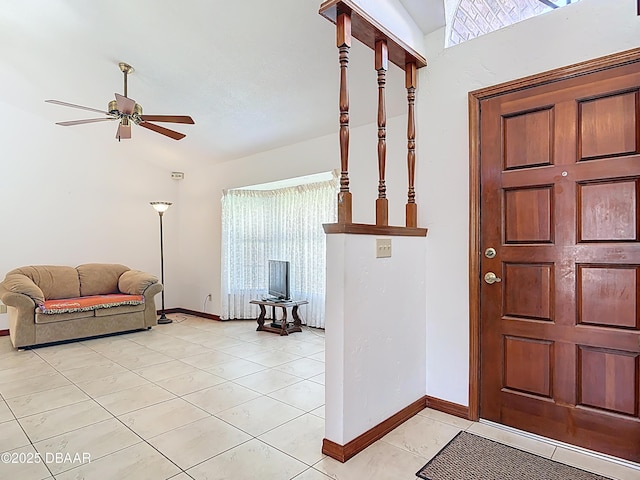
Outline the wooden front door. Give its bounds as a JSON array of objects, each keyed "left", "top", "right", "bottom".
[{"left": 476, "top": 53, "right": 640, "bottom": 462}]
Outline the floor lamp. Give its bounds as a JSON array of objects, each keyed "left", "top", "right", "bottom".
[{"left": 150, "top": 201, "right": 172, "bottom": 324}]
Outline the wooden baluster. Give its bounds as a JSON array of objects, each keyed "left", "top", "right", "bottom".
[
  {"left": 375, "top": 39, "right": 388, "bottom": 226},
  {"left": 337, "top": 12, "right": 352, "bottom": 224},
  {"left": 405, "top": 61, "right": 417, "bottom": 228}
]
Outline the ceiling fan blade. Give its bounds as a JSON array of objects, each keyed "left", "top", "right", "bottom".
[
  {"left": 56, "top": 118, "right": 117, "bottom": 126},
  {"left": 115, "top": 93, "right": 136, "bottom": 115},
  {"left": 139, "top": 115, "right": 195, "bottom": 124},
  {"left": 116, "top": 122, "right": 132, "bottom": 140},
  {"left": 138, "top": 121, "right": 186, "bottom": 140},
  {"left": 45, "top": 99, "right": 110, "bottom": 115}
]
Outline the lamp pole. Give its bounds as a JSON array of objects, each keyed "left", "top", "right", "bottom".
[{"left": 150, "top": 202, "right": 172, "bottom": 324}]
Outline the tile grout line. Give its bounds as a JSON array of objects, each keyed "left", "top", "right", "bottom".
[{"left": 4, "top": 316, "right": 329, "bottom": 480}]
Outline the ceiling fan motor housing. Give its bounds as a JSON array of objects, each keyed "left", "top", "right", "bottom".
[{"left": 108, "top": 100, "right": 143, "bottom": 122}]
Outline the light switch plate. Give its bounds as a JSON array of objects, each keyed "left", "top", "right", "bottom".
[
  {"left": 0, "top": 303, "right": 7, "bottom": 314},
  {"left": 376, "top": 238, "right": 391, "bottom": 258}
]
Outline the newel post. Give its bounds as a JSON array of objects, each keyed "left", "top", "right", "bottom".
[
  {"left": 405, "top": 61, "right": 417, "bottom": 228},
  {"left": 337, "top": 12, "right": 352, "bottom": 224}
]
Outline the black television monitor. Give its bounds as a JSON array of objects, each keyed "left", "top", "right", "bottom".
[{"left": 268, "top": 260, "right": 290, "bottom": 300}]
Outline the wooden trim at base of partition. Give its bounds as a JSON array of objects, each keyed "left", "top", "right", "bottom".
[
  {"left": 323, "top": 222, "right": 427, "bottom": 237},
  {"left": 159, "top": 308, "right": 221, "bottom": 321},
  {"left": 425, "top": 395, "right": 470, "bottom": 419},
  {"left": 322, "top": 396, "right": 427, "bottom": 462}
]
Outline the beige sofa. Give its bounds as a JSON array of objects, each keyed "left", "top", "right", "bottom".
[{"left": 0, "top": 264, "right": 162, "bottom": 348}]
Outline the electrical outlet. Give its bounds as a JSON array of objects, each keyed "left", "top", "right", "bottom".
[
  {"left": 171, "top": 171, "right": 184, "bottom": 180},
  {"left": 376, "top": 238, "right": 392, "bottom": 258}
]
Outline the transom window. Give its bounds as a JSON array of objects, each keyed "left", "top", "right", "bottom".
[{"left": 448, "top": 0, "right": 581, "bottom": 47}]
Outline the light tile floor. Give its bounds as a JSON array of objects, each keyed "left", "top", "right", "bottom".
[{"left": 0, "top": 313, "right": 638, "bottom": 479}]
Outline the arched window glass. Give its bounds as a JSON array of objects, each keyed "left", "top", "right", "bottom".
[{"left": 448, "top": 0, "right": 581, "bottom": 47}]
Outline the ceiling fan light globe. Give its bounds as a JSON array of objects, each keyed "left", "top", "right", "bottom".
[{"left": 108, "top": 100, "right": 118, "bottom": 114}]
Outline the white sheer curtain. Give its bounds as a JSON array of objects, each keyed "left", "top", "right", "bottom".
[{"left": 220, "top": 177, "right": 337, "bottom": 327}]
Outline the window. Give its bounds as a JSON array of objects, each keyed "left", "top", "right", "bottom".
[
  {"left": 448, "top": 0, "right": 581, "bottom": 46},
  {"left": 220, "top": 174, "right": 338, "bottom": 327}
]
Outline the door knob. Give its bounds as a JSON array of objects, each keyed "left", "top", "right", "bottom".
[{"left": 484, "top": 272, "right": 502, "bottom": 284}]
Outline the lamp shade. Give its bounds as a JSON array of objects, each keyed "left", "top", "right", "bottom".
[{"left": 150, "top": 201, "right": 172, "bottom": 213}]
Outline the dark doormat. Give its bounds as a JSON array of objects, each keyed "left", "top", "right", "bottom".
[{"left": 416, "top": 431, "right": 613, "bottom": 480}]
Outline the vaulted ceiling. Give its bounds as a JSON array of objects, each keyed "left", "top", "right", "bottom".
[{"left": 1, "top": 0, "right": 445, "bottom": 170}]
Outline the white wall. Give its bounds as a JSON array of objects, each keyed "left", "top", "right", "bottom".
[
  {"left": 0, "top": 101, "right": 182, "bottom": 329},
  {"left": 324, "top": 234, "right": 427, "bottom": 444},
  {"left": 419, "top": 0, "right": 639, "bottom": 405}
]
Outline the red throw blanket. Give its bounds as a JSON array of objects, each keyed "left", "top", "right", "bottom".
[{"left": 39, "top": 294, "right": 144, "bottom": 314}]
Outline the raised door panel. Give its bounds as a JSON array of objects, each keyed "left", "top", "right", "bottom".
[
  {"left": 503, "top": 107, "right": 554, "bottom": 169},
  {"left": 579, "top": 90, "right": 639, "bottom": 160},
  {"left": 578, "top": 346, "right": 639, "bottom": 417},
  {"left": 578, "top": 179, "right": 639, "bottom": 242},
  {"left": 504, "top": 187, "right": 554, "bottom": 244},
  {"left": 578, "top": 265, "right": 639, "bottom": 329},
  {"left": 503, "top": 263, "right": 554, "bottom": 321},
  {"left": 504, "top": 336, "right": 553, "bottom": 398}
]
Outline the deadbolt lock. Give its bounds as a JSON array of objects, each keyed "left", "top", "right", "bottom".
[{"left": 485, "top": 248, "right": 496, "bottom": 259}]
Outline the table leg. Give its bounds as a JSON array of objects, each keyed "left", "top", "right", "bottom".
[
  {"left": 280, "top": 306, "right": 289, "bottom": 335},
  {"left": 256, "top": 304, "right": 267, "bottom": 331},
  {"left": 292, "top": 305, "right": 303, "bottom": 329}
]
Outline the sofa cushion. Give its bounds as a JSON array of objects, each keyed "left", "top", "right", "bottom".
[
  {"left": 94, "top": 302, "right": 145, "bottom": 317},
  {"left": 2, "top": 273, "right": 45, "bottom": 304},
  {"left": 118, "top": 270, "right": 159, "bottom": 295},
  {"left": 77, "top": 263, "right": 130, "bottom": 297},
  {"left": 35, "top": 309, "right": 94, "bottom": 324},
  {"left": 8, "top": 266, "right": 80, "bottom": 300},
  {"left": 39, "top": 294, "right": 144, "bottom": 314}
]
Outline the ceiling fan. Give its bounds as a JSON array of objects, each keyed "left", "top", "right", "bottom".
[{"left": 46, "top": 62, "right": 194, "bottom": 141}]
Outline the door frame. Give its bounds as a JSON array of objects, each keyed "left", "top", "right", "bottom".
[{"left": 467, "top": 47, "right": 640, "bottom": 422}]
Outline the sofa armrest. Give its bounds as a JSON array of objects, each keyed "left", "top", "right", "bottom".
[
  {"left": 0, "top": 274, "right": 44, "bottom": 305},
  {"left": 142, "top": 282, "right": 163, "bottom": 299},
  {"left": 0, "top": 286, "right": 37, "bottom": 310},
  {"left": 141, "top": 281, "right": 163, "bottom": 328},
  {"left": 118, "top": 270, "right": 158, "bottom": 295},
  {"left": 0, "top": 283, "right": 37, "bottom": 348}
]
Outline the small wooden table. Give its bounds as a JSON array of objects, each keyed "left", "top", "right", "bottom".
[{"left": 250, "top": 299, "right": 308, "bottom": 335}]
